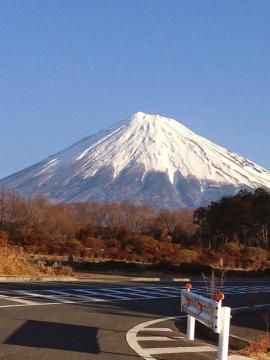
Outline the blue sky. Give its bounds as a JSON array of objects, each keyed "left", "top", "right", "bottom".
[{"left": 1, "top": 0, "right": 270, "bottom": 178}]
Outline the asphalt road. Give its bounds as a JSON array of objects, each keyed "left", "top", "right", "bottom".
[{"left": 0, "top": 279, "right": 268, "bottom": 360}]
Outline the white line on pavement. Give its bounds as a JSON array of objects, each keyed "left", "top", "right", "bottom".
[
  {"left": 126, "top": 315, "right": 255, "bottom": 360},
  {"left": 43, "top": 289, "right": 102, "bottom": 302},
  {"left": 14, "top": 290, "right": 74, "bottom": 304},
  {"left": 140, "top": 327, "right": 173, "bottom": 332},
  {"left": 72, "top": 288, "right": 131, "bottom": 300},
  {"left": 118, "top": 288, "right": 156, "bottom": 298},
  {"left": 136, "top": 336, "right": 176, "bottom": 342},
  {"left": 126, "top": 315, "right": 186, "bottom": 360},
  {"left": 0, "top": 293, "right": 38, "bottom": 305}
]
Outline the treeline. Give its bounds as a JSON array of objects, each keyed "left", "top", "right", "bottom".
[
  {"left": 195, "top": 188, "right": 270, "bottom": 250},
  {"left": 0, "top": 188, "right": 197, "bottom": 264},
  {"left": 0, "top": 187, "right": 270, "bottom": 269}
]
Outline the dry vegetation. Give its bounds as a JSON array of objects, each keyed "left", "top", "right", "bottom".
[
  {"left": 238, "top": 337, "right": 270, "bottom": 360},
  {"left": 0, "top": 187, "right": 270, "bottom": 274},
  {"left": 0, "top": 231, "right": 72, "bottom": 276}
]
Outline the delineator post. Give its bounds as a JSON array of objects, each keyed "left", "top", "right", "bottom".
[
  {"left": 181, "top": 283, "right": 231, "bottom": 360},
  {"left": 217, "top": 306, "right": 231, "bottom": 360},
  {"left": 187, "top": 314, "right": 195, "bottom": 340},
  {"left": 185, "top": 282, "right": 195, "bottom": 340}
]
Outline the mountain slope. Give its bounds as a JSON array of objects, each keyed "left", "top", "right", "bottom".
[{"left": 1, "top": 111, "right": 270, "bottom": 209}]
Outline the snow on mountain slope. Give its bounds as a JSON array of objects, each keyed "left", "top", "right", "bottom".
[{"left": 1, "top": 111, "right": 270, "bottom": 209}]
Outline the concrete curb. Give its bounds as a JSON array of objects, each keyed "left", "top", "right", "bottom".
[
  {"left": 232, "top": 304, "right": 270, "bottom": 313},
  {"left": 0, "top": 276, "right": 76, "bottom": 282},
  {"left": 0, "top": 275, "right": 190, "bottom": 283},
  {"left": 229, "top": 305, "right": 270, "bottom": 353},
  {"left": 128, "top": 277, "right": 190, "bottom": 282},
  {"left": 176, "top": 312, "right": 259, "bottom": 353},
  {"left": 73, "top": 276, "right": 190, "bottom": 283},
  {"left": 229, "top": 334, "right": 250, "bottom": 351},
  {"left": 228, "top": 356, "right": 255, "bottom": 360},
  {"left": 194, "top": 322, "right": 252, "bottom": 351}
]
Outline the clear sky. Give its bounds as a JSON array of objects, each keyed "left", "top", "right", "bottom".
[{"left": 1, "top": 0, "right": 270, "bottom": 179}]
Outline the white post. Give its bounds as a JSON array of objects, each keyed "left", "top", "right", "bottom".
[
  {"left": 186, "top": 315, "right": 195, "bottom": 340},
  {"left": 217, "top": 307, "right": 231, "bottom": 360}
]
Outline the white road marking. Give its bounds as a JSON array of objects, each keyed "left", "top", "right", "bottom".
[
  {"left": 121, "top": 287, "right": 178, "bottom": 298},
  {"left": 0, "top": 302, "right": 61, "bottom": 308},
  {"left": 0, "top": 284, "right": 269, "bottom": 309},
  {"left": 118, "top": 288, "right": 155, "bottom": 298},
  {"left": 136, "top": 336, "right": 175, "bottom": 341},
  {"left": 140, "top": 327, "right": 173, "bottom": 332},
  {"left": 98, "top": 288, "right": 133, "bottom": 300},
  {"left": 140, "top": 287, "right": 179, "bottom": 296},
  {"left": 14, "top": 290, "right": 74, "bottom": 304},
  {"left": 0, "top": 292, "right": 38, "bottom": 305},
  {"left": 151, "top": 286, "right": 180, "bottom": 294},
  {"left": 126, "top": 315, "right": 187, "bottom": 360},
  {"left": 0, "top": 286, "right": 179, "bottom": 307},
  {"left": 43, "top": 289, "right": 102, "bottom": 302},
  {"left": 126, "top": 313, "right": 255, "bottom": 360},
  {"left": 73, "top": 288, "right": 131, "bottom": 300}
]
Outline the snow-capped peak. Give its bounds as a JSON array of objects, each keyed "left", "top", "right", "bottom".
[
  {"left": 1, "top": 112, "right": 270, "bottom": 209},
  {"left": 44, "top": 111, "right": 268, "bottom": 188}
]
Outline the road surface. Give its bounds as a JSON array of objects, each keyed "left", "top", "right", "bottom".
[{"left": 0, "top": 279, "right": 268, "bottom": 359}]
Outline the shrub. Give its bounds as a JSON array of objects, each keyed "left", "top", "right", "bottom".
[
  {"left": 240, "top": 247, "right": 267, "bottom": 262},
  {"left": 174, "top": 249, "right": 199, "bottom": 264},
  {"left": 221, "top": 242, "right": 242, "bottom": 256}
]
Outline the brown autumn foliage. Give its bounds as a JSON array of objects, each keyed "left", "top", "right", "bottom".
[
  {"left": 238, "top": 336, "right": 270, "bottom": 359},
  {"left": 0, "top": 188, "right": 199, "bottom": 264},
  {"left": 0, "top": 187, "right": 269, "bottom": 270},
  {"left": 0, "top": 230, "right": 72, "bottom": 276}
]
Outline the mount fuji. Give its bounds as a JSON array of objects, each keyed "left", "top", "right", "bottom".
[{"left": 1, "top": 111, "right": 270, "bottom": 209}]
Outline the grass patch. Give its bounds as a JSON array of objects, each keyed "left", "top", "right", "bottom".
[
  {"left": 238, "top": 336, "right": 270, "bottom": 359},
  {"left": 0, "top": 234, "right": 72, "bottom": 276}
]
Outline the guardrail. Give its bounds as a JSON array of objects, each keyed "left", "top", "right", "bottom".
[{"left": 181, "top": 282, "right": 231, "bottom": 360}]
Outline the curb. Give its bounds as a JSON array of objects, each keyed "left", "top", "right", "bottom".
[
  {"left": 175, "top": 313, "right": 258, "bottom": 352},
  {"left": 0, "top": 276, "right": 76, "bottom": 282},
  {"left": 129, "top": 277, "right": 190, "bottom": 282},
  {"left": 232, "top": 304, "right": 270, "bottom": 313},
  {"left": 72, "top": 276, "right": 190, "bottom": 283},
  {"left": 229, "top": 334, "right": 250, "bottom": 351},
  {"left": 228, "top": 356, "right": 255, "bottom": 360},
  {"left": 0, "top": 275, "right": 190, "bottom": 283},
  {"left": 194, "top": 321, "right": 251, "bottom": 351}
]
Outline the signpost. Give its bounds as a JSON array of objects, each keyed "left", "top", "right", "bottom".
[{"left": 181, "top": 283, "right": 231, "bottom": 360}]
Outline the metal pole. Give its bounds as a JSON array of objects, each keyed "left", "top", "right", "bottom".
[
  {"left": 187, "top": 315, "right": 195, "bottom": 340},
  {"left": 218, "top": 307, "right": 231, "bottom": 360}
]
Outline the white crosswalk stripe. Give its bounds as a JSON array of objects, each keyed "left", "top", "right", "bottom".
[
  {"left": 43, "top": 289, "right": 103, "bottom": 302},
  {"left": 14, "top": 290, "right": 74, "bottom": 304},
  {"left": 0, "top": 292, "right": 38, "bottom": 306},
  {"left": 79, "top": 288, "right": 131, "bottom": 300},
  {"left": 0, "top": 284, "right": 269, "bottom": 308}
]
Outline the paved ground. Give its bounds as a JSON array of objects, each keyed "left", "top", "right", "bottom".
[
  {"left": 0, "top": 280, "right": 269, "bottom": 308},
  {"left": 0, "top": 279, "right": 268, "bottom": 359}
]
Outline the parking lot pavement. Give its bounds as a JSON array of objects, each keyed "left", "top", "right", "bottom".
[
  {"left": 0, "top": 280, "right": 266, "bottom": 359},
  {"left": 0, "top": 282, "right": 270, "bottom": 308}
]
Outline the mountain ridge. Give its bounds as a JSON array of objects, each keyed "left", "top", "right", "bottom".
[{"left": 1, "top": 111, "right": 270, "bottom": 209}]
